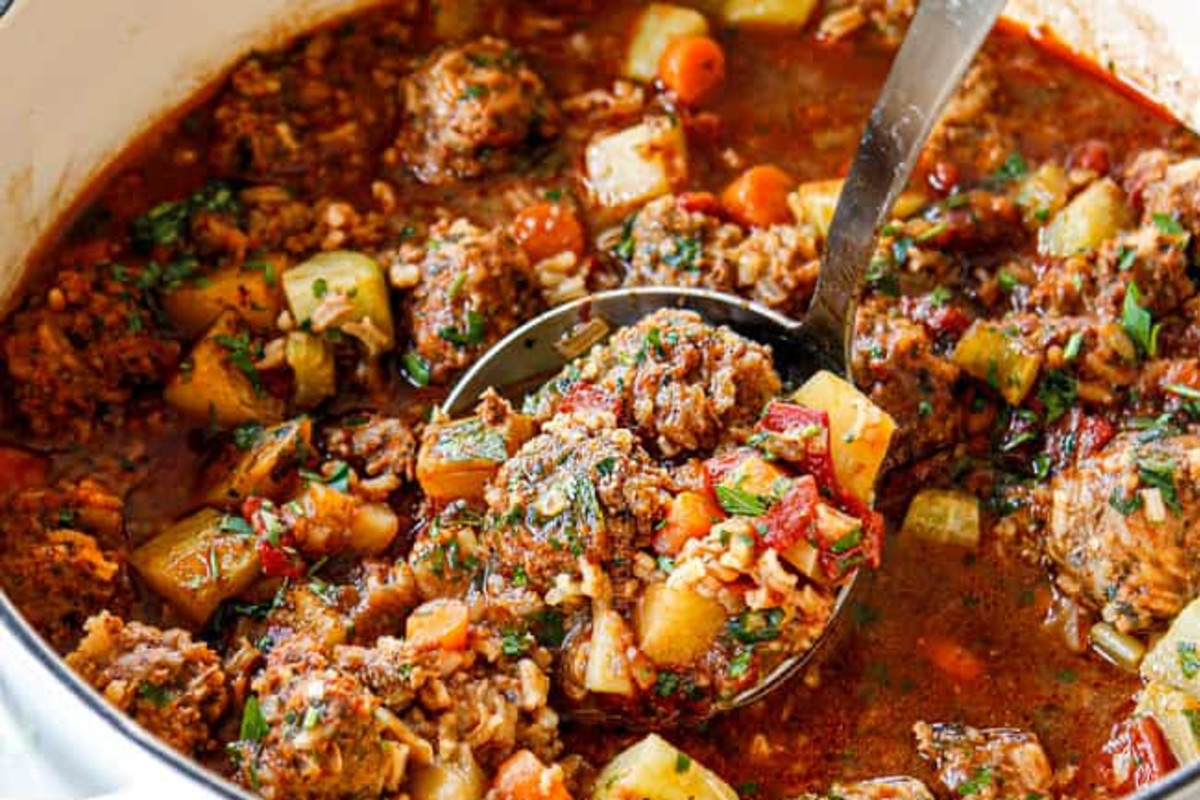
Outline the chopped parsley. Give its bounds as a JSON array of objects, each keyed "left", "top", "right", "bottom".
[
  {"left": 675, "top": 753, "right": 691, "bottom": 773},
  {"left": 214, "top": 333, "right": 265, "bottom": 396},
  {"left": 501, "top": 629, "right": 534, "bottom": 657},
  {"left": 232, "top": 422, "right": 264, "bottom": 450},
  {"left": 240, "top": 695, "right": 269, "bottom": 742},
  {"left": 1122, "top": 282, "right": 1160, "bottom": 358},
  {"left": 1137, "top": 455, "right": 1181, "bottom": 514},
  {"left": 401, "top": 351, "right": 432, "bottom": 387},
  {"left": 1180, "top": 641, "right": 1200, "bottom": 679},
  {"left": 1063, "top": 332, "right": 1084, "bottom": 362},
  {"left": 1153, "top": 212, "right": 1186, "bottom": 236},
  {"left": 728, "top": 649, "right": 753, "bottom": 678},
  {"left": 715, "top": 484, "right": 772, "bottom": 517},
  {"left": 311, "top": 277, "right": 329, "bottom": 298},
  {"left": 1116, "top": 246, "right": 1137, "bottom": 272},
  {"left": 438, "top": 310, "right": 487, "bottom": 347},
  {"left": 137, "top": 683, "right": 173, "bottom": 708},
  {"left": 656, "top": 671, "right": 681, "bottom": 697},
  {"left": 991, "top": 152, "right": 1029, "bottom": 183},
  {"left": 663, "top": 235, "right": 702, "bottom": 271},
  {"left": 130, "top": 182, "right": 240, "bottom": 251},
  {"left": 1037, "top": 369, "right": 1077, "bottom": 424},
  {"left": 727, "top": 608, "right": 784, "bottom": 645},
  {"left": 1108, "top": 487, "right": 1144, "bottom": 516},
  {"left": 956, "top": 766, "right": 993, "bottom": 796}
]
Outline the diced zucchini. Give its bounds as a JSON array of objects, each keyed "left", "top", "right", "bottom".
[
  {"left": 1137, "top": 682, "right": 1200, "bottom": 766},
  {"left": 591, "top": 734, "right": 738, "bottom": 800},
  {"left": 721, "top": 0, "right": 818, "bottom": 28},
  {"left": 282, "top": 250, "right": 395, "bottom": 353},
  {"left": 163, "top": 261, "right": 283, "bottom": 339},
  {"left": 129, "top": 509, "right": 260, "bottom": 625},
  {"left": 286, "top": 332, "right": 337, "bottom": 409},
  {"left": 790, "top": 179, "right": 927, "bottom": 238},
  {"left": 952, "top": 321, "right": 1042, "bottom": 405},
  {"left": 1090, "top": 621, "right": 1146, "bottom": 673},
  {"left": 901, "top": 489, "right": 981, "bottom": 548},
  {"left": 411, "top": 750, "right": 486, "bottom": 800},
  {"left": 586, "top": 117, "right": 689, "bottom": 210},
  {"left": 205, "top": 417, "right": 313, "bottom": 507},
  {"left": 416, "top": 413, "right": 535, "bottom": 502},
  {"left": 790, "top": 371, "right": 897, "bottom": 504},
  {"left": 1039, "top": 177, "right": 1133, "bottom": 257},
  {"left": 586, "top": 609, "right": 636, "bottom": 696},
  {"left": 164, "top": 311, "right": 285, "bottom": 427},
  {"left": 635, "top": 582, "right": 725, "bottom": 667},
  {"left": 1015, "top": 163, "right": 1070, "bottom": 228},
  {"left": 625, "top": 4, "right": 710, "bottom": 83},
  {"left": 1142, "top": 597, "right": 1200, "bottom": 697}
]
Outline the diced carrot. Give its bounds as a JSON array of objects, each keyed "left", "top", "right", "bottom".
[
  {"left": 655, "top": 491, "right": 725, "bottom": 555},
  {"left": 921, "top": 635, "right": 985, "bottom": 683},
  {"left": 492, "top": 750, "right": 574, "bottom": 800},
  {"left": 721, "top": 165, "right": 796, "bottom": 228},
  {"left": 512, "top": 202, "right": 586, "bottom": 264},
  {"left": 658, "top": 35, "right": 726, "bottom": 106},
  {"left": 406, "top": 598, "right": 470, "bottom": 650},
  {"left": 0, "top": 446, "right": 49, "bottom": 494}
]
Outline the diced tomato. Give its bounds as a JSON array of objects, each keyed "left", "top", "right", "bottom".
[
  {"left": 0, "top": 446, "right": 50, "bottom": 494},
  {"left": 761, "top": 475, "right": 819, "bottom": 552},
  {"left": 1048, "top": 408, "right": 1116, "bottom": 469},
  {"left": 754, "top": 402, "right": 837, "bottom": 489},
  {"left": 244, "top": 497, "right": 305, "bottom": 579},
  {"left": 1103, "top": 716, "right": 1176, "bottom": 793},
  {"left": 258, "top": 540, "right": 305, "bottom": 580},
  {"left": 559, "top": 381, "right": 622, "bottom": 419},
  {"left": 655, "top": 491, "right": 726, "bottom": 555}
]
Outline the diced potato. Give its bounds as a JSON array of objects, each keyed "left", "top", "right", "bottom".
[
  {"left": 1039, "top": 177, "right": 1133, "bottom": 257},
  {"left": 719, "top": 454, "right": 790, "bottom": 499},
  {"left": 790, "top": 179, "right": 927, "bottom": 238},
  {"left": 417, "top": 413, "right": 535, "bottom": 502},
  {"left": 586, "top": 118, "right": 689, "bottom": 210},
  {"left": 349, "top": 502, "right": 401, "bottom": 556},
  {"left": 901, "top": 489, "right": 981, "bottom": 548},
  {"left": 951, "top": 321, "right": 1043, "bottom": 405},
  {"left": 164, "top": 311, "right": 285, "bottom": 428},
  {"left": 721, "top": 0, "right": 818, "bottom": 28},
  {"left": 163, "top": 261, "right": 283, "bottom": 339},
  {"left": 790, "top": 371, "right": 897, "bottom": 504},
  {"left": 411, "top": 749, "right": 486, "bottom": 800},
  {"left": 1016, "top": 163, "right": 1070, "bottom": 227},
  {"left": 1137, "top": 682, "right": 1200, "bottom": 766},
  {"left": 625, "top": 4, "right": 710, "bottom": 82},
  {"left": 286, "top": 332, "right": 337, "bottom": 409},
  {"left": 284, "top": 585, "right": 350, "bottom": 648},
  {"left": 431, "top": 0, "right": 484, "bottom": 40},
  {"left": 282, "top": 250, "right": 395, "bottom": 353},
  {"left": 129, "top": 508, "right": 260, "bottom": 625},
  {"left": 586, "top": 609, "right": 635, "bottom": 696},
  {"left": 1142, "top": 597, "right": 1200, "bottom": 697},
  {"left": 205, "top": 417, "right": 312, "bottom": 507},
  {"left": 591, "top": 734, "right": 738, "bottom": 800},
  {"left": 635, "top": 582, "right": 725, "bottom": 666},
  {"left": 779, "top": 536, "right": 822, "bottom": 582}
]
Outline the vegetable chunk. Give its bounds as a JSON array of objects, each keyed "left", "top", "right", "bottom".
[
  {"left": 586, "top": 118, "right": 689, "bottom": 210},
  {"left": 635, "top": 582, "right": 725, "bottom": 666},
  {"left": 625, "top": 4, "right": 710, "bottom": 83},
  {"left": 417, "top": 411, "right": 535, "bottom": 502},
  {"left": 721, "top": 0, "right": 819, "bottom": 28},
  {"left": 1040, "top": 177, "right": 1133, "bottom": 256},
  {"left": 952, "top": 321, "right": 1043, "bottom": 405},
  {"left": 591, "top": 734, "right": 738, "bottom": 800},
  {"left": 901, "top": 489, "right": 981, "bottom": 548},
  {"left": 282, "top": 250, "right": 395, "bottom": 352}
]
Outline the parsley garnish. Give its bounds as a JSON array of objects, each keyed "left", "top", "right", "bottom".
[
  {"left": 214, "top": 333, "right": 264, "bottom": 395},
  {"left": 438, "top": 310, "right": 487, "bottom": 347},
  {"left": 401, "top": 351, "right": 432, "bottom": 387},
  {"left": 1122, "top": 282, "right": 1160, "bottom": 358},
  {"left": 727, "top": 608, "right": 784, "bottom": 644},
  {"left": 715, "top": 484, "right": 771, "bottom": 517},
  {"left": 1180, "top": 641, "right": 1200, "bottom": 679},
  {"left": 240, "top": 695, "right": 269, "bottom": 742},
  {"left": 663, "top": 235, "right": 701, "bottom": 271}
]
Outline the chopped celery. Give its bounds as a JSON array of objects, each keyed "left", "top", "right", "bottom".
[
  {"left": 722, "top": 0, "right": 819, "bottom": 28},
  {"left": 901, "top": 489, "right": 981, "bottom": 548},
  {"left": 952, "top": 321, "right": 1043, "bottom": 405},
  {"left": 1090, "top": 621, "right": 1146, "bottom": 672}
]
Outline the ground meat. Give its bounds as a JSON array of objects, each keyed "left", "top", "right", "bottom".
[
  {"left": 0, "top": 479, "right": 130, "bottom": 651},
  {"left": 347, "top": 559, "right": 421, "bottom": 645},
  {"left": 2, "top": 257, "right": 180, "bottom": 440},
  {"left": 395, "top": 37, "right": 560, "bottom": 184},
  {"left": 618, "top": 195, "right": 744, "bottom": 291},
  {"left": 399, "top": 217, "right": 535, "bottom": 384},
  {"left": 914, "top": 722, "right": 1055, "bottom": 800},
  {"left": 921, "top": 53, "right": 1014, "bottom": 175},
  {"left": 66, "top": 612, "right": 229, "bottom": 756},
  {"left": 734, "top": 225, "right": 821, "bottom": 317},
  {"left": 484, "top": 414, "right": 674, "bottom": 591},
  {"left": 852, "top": 298, "right": 962, "bottom": 464},
  {"left": 324, "top": 413, "right": 419, "bottom": 486},
  {"left": 1045, "top": 433, "right": 1200, "bottom": 632},
  {"left": 1126, "top": 151, "right": 1200, "bottom": 235},
  {"left": 535, "top": 309, "right": 782, "bottom": 457},
  {"left": 797, "top": 776, "right": 934, "bottom": 800},
  {"left": 231, "top": 640, "right": 405, "bottom": 800}
]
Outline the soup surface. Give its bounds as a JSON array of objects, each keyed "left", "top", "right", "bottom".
[{"left": 3, "top": 2, "right": 1200, "bottom": 799}]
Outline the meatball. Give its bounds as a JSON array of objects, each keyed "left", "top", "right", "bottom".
[
  {"left": 230, "top": 640, "right": 405, "bottom": 800},
  {"left": 484, "top": 414, "right": 674, "bottom": 590},
  {"left": 619, "top": 194, "right": 743, "bottom": 291},
  {"left": 797, "top": 777, "right": 934, "bottom": 800},
  {"left": 734, "top": 224, "right": 821, "bottom": 317},
  {"left": 396, "top": 38, "right": 560, "bottom": 184},
  {"left": 66, "top": 613, "right": 229, "bottom": 756},
  {"left": 853, "top": 298, "right": 962, "bottom": 464},
  {"left": 534, "top": 309, "right": 782, "bottom": 457},
  {"left": 324, "top": 413, "right": 419, "bottom": 485},
  {"left": 1046, "top": 433, "right": 1200, "bottom": 632},
  {"left": 914, "top": 722, "right": 1054, "bottom": 800},
  {"left": 400, "top": 218, "right": 535, "bottom": 384}
]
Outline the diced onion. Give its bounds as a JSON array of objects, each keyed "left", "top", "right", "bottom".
[{"left": 1090, "top": 621, "right": 1146, "bottom": 672}]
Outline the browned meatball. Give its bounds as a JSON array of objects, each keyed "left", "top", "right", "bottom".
[
  {"left": 1046, "top": 433, "right": 1200, "bottom": 632},
  {"left": 618, "top": 195, "right": 743, "bottom": 291},
  {"left": 531, "top": 309, "right": 782, "bottom": 457},
  {"left": 485, "top": 414, "right": 674, "bottom": 590},
  {"left": 401, "top": 218, "right": 535, "bottom": 384},
  {"left": 914, "top": 722, "right": 1054, "bottom": 800},
  {"left": 67, "top": 612, "right": 229, "bottom": 756},
  {"left": 396, "top": 38, "right": 560, "bottom": 184},
  {"left": 230, "top": 640, "right": 404, "bottom": 800}
]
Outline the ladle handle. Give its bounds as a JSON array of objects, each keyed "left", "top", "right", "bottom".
[{"left": 803, "top": 0, "right": 1007, "bottom": 370}]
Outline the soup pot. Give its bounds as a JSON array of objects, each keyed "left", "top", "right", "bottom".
[{"left": 0, "top": 0, "right": 1198, "bottom": 798}]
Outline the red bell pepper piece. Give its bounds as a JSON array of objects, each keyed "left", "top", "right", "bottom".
[
  {"left": 761, "top": 475, "right": 819, "bottom": 552},
  {"left": 559, "top": 381, "right": 622, "bottom": 419},
  {"left": 243, "top": 497, "right": 305, "bottom": 580},
  {"left": 1103, "top": 716, "right": 1176, "bottom": 793},
  {"left": 754, "top": 402, "right": 838, "bottom": 491}
]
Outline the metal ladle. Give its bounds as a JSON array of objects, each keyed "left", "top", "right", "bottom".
[{"left": 444, "top": 0, "right": 1007, "bottom": 714}]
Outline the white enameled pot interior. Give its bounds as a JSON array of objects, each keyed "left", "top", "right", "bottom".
[{"left": 0, "top": 0, "right": 1198, "bottom": 798}]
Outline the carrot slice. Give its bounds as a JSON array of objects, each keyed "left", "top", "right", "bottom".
[
  {"left": 492, "top": 750, "right": 573, "bottom": 800},
  {"left": 512, "top": 202, "right": 586, "bottom": 264},
  {"left": 921, "top": 635, "right": 986, "bottom": 683},
  {"left": 406, "top": 598, "right": 470, "bottom": 650},
  {"left": 721, "top": 165, "right": 795, "bottom": 228},
  {"left": 658, "top": 35, "right": 726, "bottom": 106},
  {"left": 655, "top": 491, "right": 725, "bottom": 555}
]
